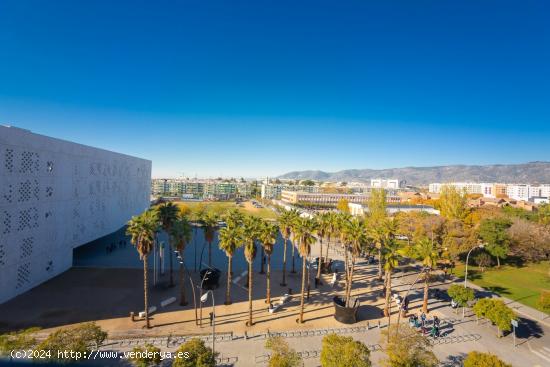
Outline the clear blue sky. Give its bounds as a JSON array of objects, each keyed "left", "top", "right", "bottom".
[{"left": 1, "top": 1, "right": 548, "bottom": 178}]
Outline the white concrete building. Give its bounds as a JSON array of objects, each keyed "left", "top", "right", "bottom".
[
  {"left": 506, "top": 184, "right": 530, "bottom": 201},
  {"left": 370, "top": 178, "right": 401, "bottom": 189},
  {"left": 0, "top": 126, "right": 151, "bottom": 303},
  {"left": 428, "top": 182, "right": 483, "bottom": 195}
]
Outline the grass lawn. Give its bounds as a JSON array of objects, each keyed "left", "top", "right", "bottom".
[
  {"left": 175, "top": 200, "right": 278, "bottom": 220},
  {"left": 453, "top": 261, "right": 550, "bottom": 311}
]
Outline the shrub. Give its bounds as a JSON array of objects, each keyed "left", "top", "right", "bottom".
[
  {"left": 537, "top": 291, "right": 550, "bottom": 314},
  {"left": 173, "top": 338, "right": 217, "bottom": 367},
  {"left": 320, "top": 333, "right": 371, "bottom": 367},
  {"left": 0, "top": 328, "right": 40, "bottom": 356},
  {"left": 381, "top": 325, "right": 438, "bottom": 367},
  {"left": 463, "top": 351, "right": 511, "bottom": 367},
  {"left": 36, "top": 322, "right": 107, "bottom": 362},
  {"left": 129, "top": 343, "right": 162, "bottom": 367},
  {"left": 486, "top": 300, "right": 515, "bottom": 336},
  {"left": 447, "top": 284, "right": 475, "bottom": 307},
  {"left": 265, "top": 336, "right": 302, "bottom": 367},
  {"left": 473, "top": 298, "right": 493, "bottom": 320}
]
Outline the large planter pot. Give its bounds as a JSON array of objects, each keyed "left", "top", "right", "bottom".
[
  {"left": 200, "top": 268, "right": 221, "bottom": 290},
  {"left": 333, "top": 296, "right": 359, "bottom": 324}
]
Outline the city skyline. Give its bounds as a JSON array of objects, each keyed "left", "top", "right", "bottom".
[{"left": 1, "top": 1, "right": 549, "bottom": 178}]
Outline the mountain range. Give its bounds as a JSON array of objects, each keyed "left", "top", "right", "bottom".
[{"left": 277, "top": 162, "right": 550, "bottom": 186}]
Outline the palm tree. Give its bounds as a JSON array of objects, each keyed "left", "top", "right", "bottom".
[
  {"left": 170, "top": 215, "right": 192, "bottom": 305},
  {"left": 381, "top": 220, "right": 400, "bottom": 319},
  {"left": 258, "top": 220, "right": 278, "bottom": 305},
  {"left": 324, "top": 211, "right": 338, "bottom": 265},
  {"left": 315, "top": 212, "right": 330, "bottom": 286},
  {"left": 336, "top": 212, "right": 352, "bottom": 285},
  {"left": 293, "top": 217, "right": 317, "bottom": 323},
  {"left": 342, "top": 217, "right": 366, "bottom": 306},
  {"left": 126, "top": 209, "right": 159, "bottom": 329},
  {"left": 288, "top": 209, "right": 300, "bottom": 274},
  {"left": 277, "top": 209, "right": 298, "bottom": 286},
  {"left": 413, "top": 237, "right": 440, "bottom": 313},
  {"left": 368, "top": 220, "right": 386, "bottom": 281},
  {"left": 218, "top": 224, "right": 243, "bottom": 305},
  {"left": 243, "top": 216, "right": 260, "bottom": 326},
  {"left": 157, "top": 202, "right": 179, "bottom": 287},
  {"left": 202, "top": 213, "right": 219, "bottom": 268}
]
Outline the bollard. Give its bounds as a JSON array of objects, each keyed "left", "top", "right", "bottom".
[
  {"left": 377, "top": 320, "right": 380, "bottom": 329},
  {"left": 245, "top": 331, "right": 248, "bottom": 340},
  {"left": 367, "top": 321, "right": 370, "bottom": 330}
]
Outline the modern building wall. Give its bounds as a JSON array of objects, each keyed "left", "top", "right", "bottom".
[{"left": 0, "top": 126, "right": 151, "bottom": 303}]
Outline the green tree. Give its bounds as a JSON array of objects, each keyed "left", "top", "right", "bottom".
[
  {"left": 218, "top": 223, "right": 243, "bottom": 306},
  {"left": 367, "top": 188, "right": 387, "bottom": 223},
  {"left": 129, "top": 343, "right": 162, "bottom": 367},
  {"left": 173, "top": 338, "right": 217, "bottom": 367},
  {"left": 0, "top": 328, "right": 39, "bottom": 356},
  {"left": 463, "top": 351, "right": 511, "bottom": 367},
  {"left": 342, "top": 217, "right": 367, "bottom": 306},
  {"left": 537, "top": 291, "right": 550, "bottom": 315},
  {"left": 337, "top": 198, "right": 350, "bottom": 213},
  {"left": 381, "top": 325, "right": 438, "bottom": 367},
  {"left": 478, "top": 218, "right": 512, "bottom": 267},
  {"left": 447, "top": 284, "right": 475, "bottom": 318},
  {"left": 277, "top": 209, "right": 298, "bottom": 286},
  {"left": 156, "top": 201, "right": 179, "bottom": 287},
  {"left": 320, "top": 334, "right": 371, "bottom": 367},
  {"left": 36, "top": 323, "right": 107, "bottom": 362},
  {"left": 202, "top": 213, "right": 219, "bottom": 268},
  {"left": 439, "top": 185, "right": 468, "bottom": 221},
  {"left": 170, "top": 215, "right": 193, "bottom": 305},
  {"left": 127, "top": 209, "right": 159, "bottom": 328},
  {"left": 382, "top": 233, "right": 400, "bottom": 320},
  {"left": 473, "top": 298, "right": 494, "bottom": 324},
  {"left": 259, "top": 220, "right": 279, "bottom": 305},
  {"left": 315, "top": 212, "right": 331, "bottom": 286},
  {"left": 486, "top": 300, "right": 515, "bottom": 337},
  {"left": 243, "top": 216, "right": 260, "bottom": 326},
  {"left": 265, "top": 337, "right": 302, "bottom": 367},
  {"left": 301, "top": 179, "right": 315, "bottom": 186},
  {"left": 413, "top": 237, "right": 440, "bottom": 313},
  {"left": 294, "top": 217, "right": 317, "bottom": 323}
]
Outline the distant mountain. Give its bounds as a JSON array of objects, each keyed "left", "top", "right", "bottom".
[{"left": 277, "top": 162, "right": 550, "bottom": 186}]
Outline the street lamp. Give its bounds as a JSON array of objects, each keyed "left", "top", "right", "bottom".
[
  {"left": 464, "top": 243, "right": 485, "bottom": 288},
  {"left": 395, "top": 266, "right": 430, "bottom": 338},
  {"left": 200, "top": 290, "right": 215, "bottom": 361}
]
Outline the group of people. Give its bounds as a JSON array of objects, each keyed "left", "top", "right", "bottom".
[{"left": 409, "top": 312, "right": 442, "bottom": 338}]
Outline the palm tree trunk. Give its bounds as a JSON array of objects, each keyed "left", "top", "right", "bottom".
[
  {"left": 208, "top": 240, "right": 212, "bottom": 267},
  {"left": 281, "top": 237, "right": 287, "bottom": 286},
  {"left": 344, "top": 244, "right": 349, "bottom": 289},
  {"left": 266, "top": 254, "right": 271, "bottom": 304},
  {"left": 378, "top": 248, "right": 383, "bottom": 280},
  {"left": 248, "top": 261, "right": 253, "bottom": 326},
  {"left": 422, "top": 272, "right": 430, "bottom": 313},
  {"left": 179, "top": 251, "right": 187, "bottom": 306},
  {"left": 259, "top": 246, "right": 265, "bottom": 274},
  {"left": 291, "top": 236, "right": 296, "bottom": 273},
  {"left": 144, "top": 254, "right": 150, "bottom": 329},
  {"left": 345, "top": 257, "right": 356, "bottom": 307},
  {"left": 384, "top": 271, "right": 392, "bottom": 318},
  {"left": 225, "top": 255, "right": 232, "bottom": 305},
  {"left": 299, "top": 256, "right": 307, "bottom": 323},
  {"left": 325, "top": 235, "right": 331, "bottom": 262},
  {"left": 316, "top": 237, "right": 323, "bottom": 286},
  {"left": 169, "top": 244, "right": 174, "bottom": 287}
]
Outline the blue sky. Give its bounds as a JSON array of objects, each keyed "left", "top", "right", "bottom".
[{"left": 1, "top": 0, "right": 548, "bottom": 178}]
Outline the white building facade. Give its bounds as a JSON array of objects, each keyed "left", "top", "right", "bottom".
[
  {"left": 0, "top": 126, "right": 151, "bottom": 303},
  {"left": 370, "top": 179, "right": 401, "bottom": 189}
]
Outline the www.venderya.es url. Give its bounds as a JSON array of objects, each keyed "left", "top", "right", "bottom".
[{"left": 10, "top": 349, "right": 190, "bottom": 361}]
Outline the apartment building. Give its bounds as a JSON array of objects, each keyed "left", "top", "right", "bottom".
[
  {"left": 281, "top": 190, "right": 401, "bottom": 206},
  {"left": 370, "top": 178, "right": 401, "bottom": 189}
]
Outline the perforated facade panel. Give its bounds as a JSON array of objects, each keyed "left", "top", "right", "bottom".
[{"left": 0, "top": 126, "right": 151, "bottom": 303}]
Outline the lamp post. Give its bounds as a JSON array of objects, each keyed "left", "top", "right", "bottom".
[
  {"left": 201, "top": 290, "right": 215, "bottom": 361},
  {"left": 464, "top": 243, "right": 485, "bottom": 288},
  {"left": 395, "top": 266, "right": 430, "bottom": 338},
  {"left": 175, "top": 251, "right": 199, "bottom": 325}
]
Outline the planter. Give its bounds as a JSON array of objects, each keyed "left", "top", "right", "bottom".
[
  {"left": 333, "top": 296, "right": 360, "bottom": 324},
  {"left": 200, "top": 268, "right": 221, "bottom": 290}
]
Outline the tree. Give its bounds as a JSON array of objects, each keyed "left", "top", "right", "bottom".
[
  {"left": 265, "top": 337, "right": 302, "bottom": 367},
  {"left": 506, "top": 218, "right": 550, "bottom": 262},
  {"left": 473, "top": 252, "right": 492, "bottom": 272},
  {"left": 170, "top": 215, "right": 192, "bottom": 305},
  {"left": 173, "top": 338, "right": 217, "bottom": 367},
  {"left": 294, "top": 217, "right": 317, "bottom": 323},
  {"left": 277, "top": 209, "right": 298, "bottom": 286},
  {"left": 382, "top": 231, "right": 400, "bottom": 320},
  {"left": 130, "top": 343, "right": 162, "bottom": 367},
  {"left": 381, "top": 325, "right": 438, "bottom": 367},
  {"left": 413, "top": 237, "right": 439, "bottom": 313},
  {"left": 36, "top": 323, "right": 107, "bottom": 362},
  {"left": 243, "top": 216, "right": 260, "bottom": 326},
  {"left": 127, "top": 209, "right": 159, "bottom": 328},
  {"left": 478, "top": 218, "right": 512, "bottom": 267},
  {"left": 368, "top": 188, "right": 387, "bottom": 223},
  {"left": 315, "top": 212, "right": 331, "bottom": 286},
  {"left": 0, "top": 328, "right": 39, "bottom": 356},
  {"left": 324, "top": 211, "right": 339, "bottom": 265},
  {"left": 302, "top": 179, "right": 315, "bottom": 186},
  {"left": 486, "top": 300, "right": 515, "bottom": 337},
  {"left": 202, "top": 213, "right": 219, "bottom": 268},
  {"left": 156, "top": 202, "right": 179, "bottom": 287},
  {"left": 463, "top": 351, "right": 511, "bottom": 367},
  {"left": 342, "top": 217, "right": 367, "bottom": 306},
  {"left": 439, "top": 185, "right": 468, "bottom": 221},
  {"left": 473, "top": 298, "right": 493, "bottom": 324},
  {"left": 218, "top": 223, "right": 243, "bottom": 306},
  {"left": 337, "top": 198, "right": 350, "bottom": 213},
  {"left": 259, "top": 220, "right": 279, "bottom": 305},
  {"left": 320, "top": 333, "right": 371, "bottom": 367},
  {"left": 447, "top": 284, "right": 475, "bottom": 318}
]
